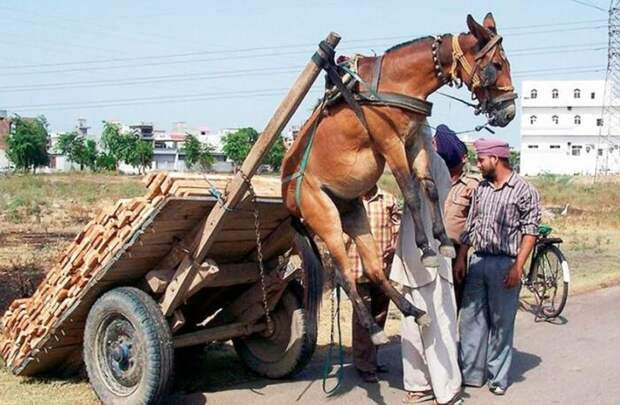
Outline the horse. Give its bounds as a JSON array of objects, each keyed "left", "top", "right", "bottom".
[{"left": 282, "top": 13, "right": 516, "bottom": 344}]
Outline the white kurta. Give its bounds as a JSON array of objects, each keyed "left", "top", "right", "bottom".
[{"left": 390, "top": 149, "right": 462, "bottom": 403}]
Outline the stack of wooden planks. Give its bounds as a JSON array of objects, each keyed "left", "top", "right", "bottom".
[{"left": 0, "top": 172, "right": 281, "bottom": 372}]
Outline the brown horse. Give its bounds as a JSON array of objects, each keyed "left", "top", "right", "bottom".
[{"left": 282, "top": 13, "right": 516, "bottom": 344}]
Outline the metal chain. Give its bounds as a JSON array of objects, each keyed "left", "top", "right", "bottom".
[{"left": 239, "top": 170, "right": 273, "bottom": 335}]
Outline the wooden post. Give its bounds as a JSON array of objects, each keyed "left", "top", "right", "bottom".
[{"left": 160, "top": 32, "right": 341, "bottom": 316}]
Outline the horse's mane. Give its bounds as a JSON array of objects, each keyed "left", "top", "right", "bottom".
[{"left": 385, "top": 36, "right": 434, "bottom": 53}]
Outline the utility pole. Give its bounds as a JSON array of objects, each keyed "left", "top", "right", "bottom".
[{"left": 597, "top": 0, "right": 620, "bottom": 176}]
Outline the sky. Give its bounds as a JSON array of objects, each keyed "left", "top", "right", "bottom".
[{"left": 0, "top": 0, "right": 611, "bottom": 148}]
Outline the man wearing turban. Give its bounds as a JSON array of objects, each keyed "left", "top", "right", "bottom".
[{"left": 455, "top": 138, "right": 541, "bottom": 395}]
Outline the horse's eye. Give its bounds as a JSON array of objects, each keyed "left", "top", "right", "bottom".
[{"left": 493, "top": 62, "right": 502, "bottom": 71}]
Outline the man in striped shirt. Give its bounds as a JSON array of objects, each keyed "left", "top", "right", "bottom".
[
  {"left": 454, "top": 138, "right": 540, "bottom": 396},
  {"left": 346, "top": 185, "right": 400, "bottom": 383}
]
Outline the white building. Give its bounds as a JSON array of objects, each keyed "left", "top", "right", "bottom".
[{"left": 520, "top": 80, "right": 620, "bottom": 176}]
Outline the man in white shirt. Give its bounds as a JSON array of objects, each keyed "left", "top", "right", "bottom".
[{"left": 390, "top": 124, "right": 462, "bottom": 405}]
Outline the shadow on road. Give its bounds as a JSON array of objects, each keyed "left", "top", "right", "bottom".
[
  {"left": 510, "top": 349, "right": 542, "bottom": 385},
  {"left": 171, "top": 337, "right": 405, "bottom": 404}
]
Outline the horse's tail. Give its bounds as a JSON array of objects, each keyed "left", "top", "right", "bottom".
[{"left": 291, "top": 217, "right": 323, "bottom": 343}]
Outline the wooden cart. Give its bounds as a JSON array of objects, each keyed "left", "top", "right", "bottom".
[{"left": 0, "top": 32, "right": 341, "bottom": 404}]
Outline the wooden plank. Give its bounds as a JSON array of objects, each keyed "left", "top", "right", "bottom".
[
  {"left": 173, "top": 322, "right": 266, "bottom": 348},
  {"left": 247, "top": 217, "right": 293, "bottom": 261}
]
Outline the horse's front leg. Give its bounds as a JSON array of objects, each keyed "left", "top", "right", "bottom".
[
  {"left": 383, "top": 142, "right": 439, "bottom": 267},
  {"left": 410, "top": 137, "right": 455, "bottom": 258}
]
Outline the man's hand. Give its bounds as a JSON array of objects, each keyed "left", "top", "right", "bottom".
[
  {"left": 453, "top": 257, "right": 466, "bottom": 283},
  {"left": 504, "top": 262, "right": 523, "bottom": 289}
]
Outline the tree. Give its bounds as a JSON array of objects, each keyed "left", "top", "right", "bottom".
[
  {"left": 222, "top": 127, "right": 259, "bottom": 168},
  {"left": 6, "top": 115, "right": 50, "bottom": 173},
  {"left": 182, "top": 134, "right": 214, "bottom": 172},
  {"left": 56, "top": 131, "right": 81, "bottom": 168},
  {"left": 83, "top": 139, "right": 99, "bottom": 171},
  {"left": 100, "top": 121, "right": 126, "bottom": 171},
  {"left": 222, "top": 127, "right": 284, "bottom": 171},
  {"left": 126, "top": 139, "right": 154, "bottom": 174},
  {"left": 265, "top": 136, "right": 285, "bottom": 171}
]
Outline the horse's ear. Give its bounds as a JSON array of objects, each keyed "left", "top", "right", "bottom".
[
  {"left": 467, "top": 14, "right": 492, "bottom": 43},
  {"left": 483, "top": 12, "right": 497, "bottom": 34}
]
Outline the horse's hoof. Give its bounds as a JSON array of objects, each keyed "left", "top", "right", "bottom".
[
  {"left": 421, "top": 253, "right": 439, "bottom": 268},
  {"left": 371, "top": 330, "right": 389, "bottom": 346},
  {"left": 439, "top": 245, "right": 456, "bottom": 259},
  {"left": 415, "top": 313, "right": 431, "bottom": 328}
]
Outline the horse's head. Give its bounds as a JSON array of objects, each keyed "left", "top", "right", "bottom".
[{"left": 454, "top": 13, "right": 516, "bottom": 127}]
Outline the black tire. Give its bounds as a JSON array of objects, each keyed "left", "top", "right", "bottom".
[
  {"left": 531, "top": 245, "right": 569, "bottom": 319},
  {"left": 233, "top": 282, "right": 316, "bottom": 378},
  {"left": 84, "top": 287, "right": 174, "bottom": 405}
]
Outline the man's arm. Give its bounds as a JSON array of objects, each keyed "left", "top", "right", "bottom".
[
  {"left": 454, "top": 188, "right": 478, "bottom": 282},
  {"left": 504, "top": 184, "right": 541, "bottom": 288}
]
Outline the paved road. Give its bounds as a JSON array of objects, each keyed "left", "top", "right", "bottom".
[{"left": 183, "top": 286, "right": 620, "bottom": 405}]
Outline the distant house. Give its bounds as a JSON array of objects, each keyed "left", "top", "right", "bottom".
[{"left": 520, "top": 80, "right": 620, "bottom": 176}]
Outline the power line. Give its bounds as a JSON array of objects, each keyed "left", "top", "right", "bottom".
[
  {"left": 567, "top": 0, "right": 607, "bottom": 12},
  {"left": 0, "top": 45, "right": 606, "bottom": 93},
  {"left": 0, "top": 22, "right": 608, "bottom": 72}
]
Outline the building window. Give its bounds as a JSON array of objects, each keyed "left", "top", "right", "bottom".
[
  {"left": 552, "top": 89, "right": 559, "bottom": 99},
  {"left": 591, "top": 92, "right": 596, "bottom": 99},
  {"left": 552, "top": 115, "right": 559, "bottom": 125},
  {"left": 571, "top": 145, "right": 582, "bottom": 156},
  {"left": 574, "top": 115, "right": 581, "bottom": 125},
  {"left": 530, "top": 89, "right": 538, "bottom": 99},
  {"left": 550, "top": 145, "right": 561, "bottom": 149},
  {"left": 597, "top": 118, "right": 604, "bottom": 126},
  {"left": 598, "top": 148, "right": 604, "bottom": 156},
  {"left": 574, "top": 88, "right": 581, "bottom": 98},
  {"left": 527, "top": 145, "right": 539, "bottom": 149},
  {"left": 530, "top": 115, "right": 537, "bottom": 125}
]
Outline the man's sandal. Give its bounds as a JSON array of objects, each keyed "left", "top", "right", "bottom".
[{"left": 403, "top": 390, "right": 435, "bottom": 403}]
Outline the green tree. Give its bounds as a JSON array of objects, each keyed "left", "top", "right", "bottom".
[
  {"left": 6, "top": 115, "right": 50, "bottom": 173},
  {"left": 125, "top": 139, "right": 154, "bottom": 174},
  {"left": 222, "top": 127, "right": 258, "bottom": 167},
  {"left": 83, "top": 139, "right": 99, "bottom": 171},
  {"left": 182, "top": 134, "right": 214, "bottom": 172},
  {"left": 96, "top": 152, "right": 117, "bottom": 171},
  {"left": 100, "top": 121, "right": 126, "bottom": 171},
  {"left": 222, "top": 127, "right": 284, "bottom": 171},
  {"left": 266, "top": 136, "right": 285, "bottom": 171}
]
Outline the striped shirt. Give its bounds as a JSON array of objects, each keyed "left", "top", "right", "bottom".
[
  {"left": 460, "top": 172, "right": 540, "bottom": 257},
  {"left": 346, "top": 189, "right": 401, "bottom": 282}
]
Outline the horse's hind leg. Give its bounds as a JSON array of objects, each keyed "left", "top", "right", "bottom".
[
  {"left": 299, "top": 182, "right": 389, "bottom": 345},
  {"left": 341, "top": 203, "right": 430, "bottom": 328},
  {"left": 411, "top": 139, "right": 455, "bottom": 258}
]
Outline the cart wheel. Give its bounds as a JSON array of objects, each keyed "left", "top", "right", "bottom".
[
  {"left": 84, "top": 287, "right": 174, "bottom": 405},
  {"left": 233, "top": 282, "right": 316, "bottom": 378}
]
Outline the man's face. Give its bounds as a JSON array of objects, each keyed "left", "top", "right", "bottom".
[{"left": 477, "top": 155, "right": 498, "bottom": 181}]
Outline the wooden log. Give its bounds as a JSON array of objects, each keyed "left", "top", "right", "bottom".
[{"left": 173, "top": 321, "right": 266, "bottom": 349}]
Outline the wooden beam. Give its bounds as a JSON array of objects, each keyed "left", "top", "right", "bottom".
[
  {"left": 160, "top": 32, "right": 341, "bottom": 316},
  {"left": 173, "top": 322, "right": 266, "bottom": 348}
]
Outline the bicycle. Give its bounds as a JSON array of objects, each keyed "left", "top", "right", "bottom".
[{"left": 522, "top": 224, "right": 570, "bottom": 320}]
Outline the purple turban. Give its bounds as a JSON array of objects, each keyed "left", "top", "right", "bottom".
[
  {"left": 473, "top": 138, "right": 510, "bottom": 158},
  {"left": 434, "top": 124, "right": 467, "bottom": 169}
]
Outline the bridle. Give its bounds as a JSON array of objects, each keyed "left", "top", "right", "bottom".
[{"left": 432, "top": 33, "right": 517, "bottom": 117}]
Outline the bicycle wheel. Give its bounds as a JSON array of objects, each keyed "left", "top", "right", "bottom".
[{"left": 531, "top": 244, "right": 569, "bottom": 318}]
